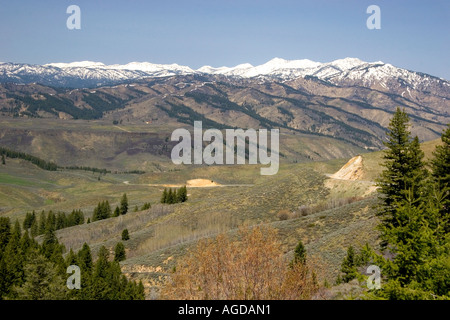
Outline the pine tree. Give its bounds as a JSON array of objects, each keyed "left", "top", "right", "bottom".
[
  {"left": 113, "top": 206, "right": 120, "bottom": 217},
  {"left": 77, "top": 243, "right": 93, "bottom": 274},
  {"left": 23, "top": 211, "right": 36, "bottom": 230},
  {"left": 431, "top": 124, "right": 450, "bottom": 226},
  {"left": 120, "top": 193, "right": 128, "bottom": 215},
  {"left": 133, "top": 205, "right": 138, "bottom": 212},
  {"left": 121, "top": 229, "right": 130, "bottom": 241},
  {"left": 0, "top": 217, "right": 11, "bottom": 255},
  {"left": 167, "top": 188, "right": 174, "bottom": 204},
  {"left": 292, "top": 240, "right": 306, "bottom": 265},
  {"left": 1, "top": 221, "right": 25, "bottom": 297},
  {"left": 339, "top": 246, "right": 358, "bottom": 283},
  {"left": 114, "top": 242, "right": 126, "bottom": 262},
  {"left": 30, "top": 218, "right": 38, "bottom": 238},
  {"left": 13, "top": 249, "right": 67, "bottom": 300},
  {"left": 161, "top": 188, "right": 168, "bottom": 204},
  {"left": 91, "top": 246, "right": 112, "bottom": 299},
  {"left": 1, "top": 154, "right": 5, "bottom": 165},
  {"left": 177, "top": 186, "right": 188, "bottom": 203},
  {"left": 376, "top": 108, "right": 428, "bottom": 231}
]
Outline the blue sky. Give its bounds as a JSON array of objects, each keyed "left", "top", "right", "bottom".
[{"left": 1, "top": 0, "right": 449, "bottom": 79}]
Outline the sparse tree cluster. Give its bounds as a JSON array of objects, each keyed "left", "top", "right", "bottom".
[
  {"left": 23, "top": 210, "right": 84, "bottom": 237},
  {"left": 160, "top": 186, "right": 187, "bottom": 204}
]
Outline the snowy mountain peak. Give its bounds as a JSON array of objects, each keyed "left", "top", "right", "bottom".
[
  {"left": 329, "top": 57, "right": 366, "bottom": 70},
  {"left": 1, "top": 58, "right": 447, "bottom": 92},
  {"left": 45, "top": 61, "right": 107, "bottom": 69}
]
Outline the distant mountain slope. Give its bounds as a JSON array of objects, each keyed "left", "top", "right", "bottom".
[{"left": 0, "top": 57, "right": 449, "bottom": 153}]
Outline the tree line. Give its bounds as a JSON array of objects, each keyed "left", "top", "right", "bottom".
[
  {"left": 337, "top": 108, "right": 449, "bottom": 299},
  {"left": 160, "top": 186, "right": 187, "bottom": 204},
  {"left": 22, "top": 210, "right": 84, "bottom": 237},
  {"left": 0, "top": 146, "right": 58, "bottom": 171}
]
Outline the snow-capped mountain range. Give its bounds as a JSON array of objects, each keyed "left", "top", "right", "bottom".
[{"left": 0, "top": 57, "right": 448, "bottom": 90}]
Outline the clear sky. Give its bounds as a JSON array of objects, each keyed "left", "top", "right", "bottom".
[{"left": 0, "top": 0, "right": 449, "bottom": 79}]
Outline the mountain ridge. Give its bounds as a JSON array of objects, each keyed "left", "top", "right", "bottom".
[{"left": 1, "top": 58, "right": 448, "bottom": 91}]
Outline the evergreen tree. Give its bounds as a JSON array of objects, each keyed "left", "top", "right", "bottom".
[
  {"left": 121, "top": 229, "right": 130, "bottom": 241},
  {"left": 38, "top": 211, "right": 46, "bottom": 235},
  {"left": 23, "top": 211, "right": 36, "bottom": 230},
  {"left": 91, "top": 246, "right": 112, "bottom": 299},
  {"left": 167, "top": 188, "right": 174, "bottom": 204},
  {"left": 339, "top": 246, "right": 358, "bottom": 283},
  {"left": 77, "top": 243, "right": 93, "bottom": 274},
  {"left": 141, "top": 202, "right": 151, "bottom": 210},
  {"left": 431, "top": 124, "right": 450, "bottom": 188},
  {"left": 133, "top": 205, "right": 138, "bottom": 212},
  {"left": 0, "top": 217, "right": 11, "bottom": 255},
  {"left": 30, "top": 218, "right": 38, "bottom": 238},
  {"left": 120, "top": 193, "right": 128, "bottom": 215},
  {"left": 113, "top": 206, "right": 120, "bottom": 217},
  {"left": 431, "top": 124, "right": 450, "bottom": 228},
  {"left": 177, "top": 186, "right": 188, "bottom": 203},
  {"left": 292, "top": 240, "right": 306, "bottom": 265},
  {"left": 1, "top": 221, "right": 25, "bottom": 298},
  {"left": 161, "top": 188, "right": 168, "bottom": 204},
  {"left": 13, "top": 249, "right": 67, "bottom": 300},
  {"left": 1, "top": 154, "right": 5, "bottom": 165},
  {"left": 114, "top": 242, "right": 126, "bottom": 262}
]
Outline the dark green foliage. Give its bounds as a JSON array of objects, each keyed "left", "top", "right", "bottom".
[
  {"left": 431, "top": 124, "right": 450, "bottom": 228},
  {"left": 140, "top": 202, "right": 151, "bottom": 210},
  {"left": 38, "top": 211, "right": 46, "bottom": 235},
  {"left": 0, "top": 218, "right": 144, "bottom": 300},
  {"left": 177, "top": 186, "right": 188, "bottom": 203},
  {"left": 92, "top": 200, "right": 112, "bottom": 221},
  {"left": 121, "top": 229, "right": 130, "bottom": 241},
  {"left": 64, "top": 166, "right": 110, "bottom": 174},
  {"left": 0, "top": 146, "right": 57, "bottom": 171},
  {"left": 14, "top": 249, "right": 67, "bottom": 300},
  {"left": 161, "top": 188, "right": 168, "bottom": 204},
  {"left": 120, "top": 193, "right": 128, "bottom": 215},
  {"left": 114, "top": 242, "right": 126, "bottom": 262},
  {"left": 362, "top": 113, "right": 450, "bottom": 299},
  {"left": 161, "top": 186, "right": 188, "bottom": 204},
  {"left": 113, "top": 206, "right": 120, "bottom": 217},
  {"left": 376, "top": 108, "right": 428, "bottom": 233},
  {"left": 338, "top": 246, "right": 358, "bottom": 284},
  {"left": 292, "top": 240, "right": 306, "bottom": 265},
  {"left": 0, "top": 217, "right": 11, "bottom": 254},
  {"left": 26, "top": 210, "right": 84, "bottom": 236},
  {"left": 1, "top": 154, "right": 5, "bottom": 165},
  {"left": 23, "top": 211, "right": 36, "bottom": 229}
]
